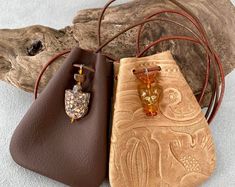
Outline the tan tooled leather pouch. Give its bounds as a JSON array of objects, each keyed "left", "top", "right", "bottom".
[
  {"left": 9, "top": 0, "right": 224, "bottom": 186},
  {"left": 106, "top": 0, "right": 225, "bottom": 186},
  {"left": 110, "top": 51, "right": 216, "bottom": 187}
]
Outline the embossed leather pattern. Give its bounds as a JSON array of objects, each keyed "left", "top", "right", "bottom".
[{"left": 110, "top": 51, "right": 216, "bottom": 187}]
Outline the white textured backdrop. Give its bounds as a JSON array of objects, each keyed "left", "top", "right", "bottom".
[{"left": 0, "top": 1, "right": 235, "bottom": 187}]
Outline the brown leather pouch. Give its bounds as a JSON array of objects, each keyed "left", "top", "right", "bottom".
[
  {"left": 10, "top": 46, "right": 113, "bottom": 187},
  {"left": 9, "top": 0, "right": 225, "bottom": 187}
]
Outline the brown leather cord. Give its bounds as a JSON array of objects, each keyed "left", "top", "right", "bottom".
[
  {"left": 135, "top": 10, "right": 213, "bottom": 109},
  {"left": 95, "top": 4, "right": 220, "bottom": 123},
  {"left": 34, "top": 0, "right": 225, "bottom": 124},
  {"left": 133, "top": 66, "right": 162, "bottom": 75},
  {"left": 162, "top": 2, "right": 218, "bottom": 123},
  {"left": 97, "top": 1, "right": 205, "bottom": 52},
  {"left": 173, "top": 2, "right": 224, "bottom": 124},
  {"left": 34, "top": 49, "right": 116, "bottom": 99},
  {"left": 95, "top": 0, "right": 224, "bottom": 124},
  {"left": 34, "top": 16, "right": 204, "bottom": 99},
  {"left": 135, "top": 11, "right": 217, "bottom": 119},
  {"left": 95, "top": 17, "right": 203, "bottom": 53},
  {"left": 208, "top": 53, "right": 224, "bottom": 123},
  {"left": 137, "top": 36, "right": 218, "bottom": 116},
  {"left": 138, "top": 36, "right": 224, "bottom": 123},
  {"left": 136, "top": 10, "right": 209, "bottom": 54},
  {"left": 97, "top": 5, "right": 218, "bottom": 118},
  {"left": 135, "top": 15, "right": 212, "bottom": 112},
  {"left": 96, "top": 1, "right": 217, "bottom": 119},
  {"left": 97, "top": 3, "right": 214, "bottom": 110},
  {"left": 97, "top": 0, "right": 116, "bottom": 48},
  {"left": 133, "top": 2, "right": 224, "bottom": 123},
  {"left": 34, "top": 49, "right": 71, "bottom": 99},
  {"left": 168, "top": 0, "right": 225, "bottom": 123}
]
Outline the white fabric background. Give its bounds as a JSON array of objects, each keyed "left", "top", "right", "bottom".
[{"left": 0, "top": 1, "right": 235, "bottom": 187}]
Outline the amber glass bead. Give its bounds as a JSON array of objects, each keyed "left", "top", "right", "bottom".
[{"left": 136, "top": 70, "right": 161, "bottom": 116}]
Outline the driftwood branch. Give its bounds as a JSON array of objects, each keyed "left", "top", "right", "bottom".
[{"left": 0, "top": 0, "right": 234, "bottom": 106}]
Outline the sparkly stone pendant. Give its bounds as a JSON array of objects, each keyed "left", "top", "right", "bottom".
[
  {"left": 134, "top": 67, "right": 162, "bottom": 117},
  {"left": 65, "top": 65, "right": 90, "bottom": 123}
]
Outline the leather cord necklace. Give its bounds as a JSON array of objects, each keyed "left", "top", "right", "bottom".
[
  {"left": 34, "top": 0, "right": 225, "bottom": 124},
  {"left": 96, "top": 0, "right": 225, "bottom": 124}
]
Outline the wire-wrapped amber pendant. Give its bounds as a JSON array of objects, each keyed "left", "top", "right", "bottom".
[{"left": 135, "top": 67, "right": 161, "bottom": 116}]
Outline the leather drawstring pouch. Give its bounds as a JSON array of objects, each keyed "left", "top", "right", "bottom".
[
  {"left": 95, "top": 0, "right": 225, "bottom": 187},
  {"left": 9, "top": 19, "right": 115, "bottom": 187},
  {"left": 9, "top": 1, "right": 144, "bottom": 186},
  {"left": 9, "top": 1, "right": 225, "bottom": 187},
  {"left": 10, "top": 47, "right": 113, "bottom": 187}
]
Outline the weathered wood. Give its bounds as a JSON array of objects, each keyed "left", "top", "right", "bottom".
[{"left": 0, "top": 0, "right": 234, "bottom": 107}]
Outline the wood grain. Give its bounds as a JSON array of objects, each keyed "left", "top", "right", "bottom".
[{"left": 0, "top": 0, "right": 234, "bottom": 107}]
